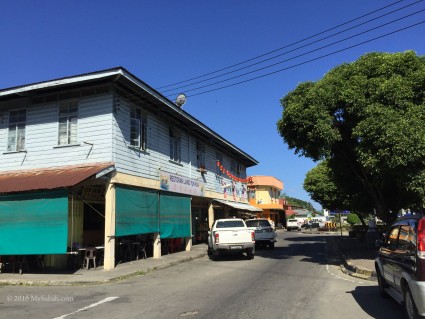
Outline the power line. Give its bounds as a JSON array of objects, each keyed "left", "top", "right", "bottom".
[
  {"left": 164, "top": 10, "right": 425, "bottom": 98},
  {"left": 157, "top": 0, "right": 411, "bottom": 90},
  {"left": 160, "top": 0, "right": 424, "bottom": 94},
  {"left": 174, "top": 20, "right": 425, "bottom": 98}
]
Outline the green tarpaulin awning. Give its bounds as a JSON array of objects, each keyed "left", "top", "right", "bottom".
[{"left": 0, "top": 189, "right": 69, "bottom": 255}]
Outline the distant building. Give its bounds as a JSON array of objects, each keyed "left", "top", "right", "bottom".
[{"left": 248, "top": 176, "right": 285, "bottom": 225}]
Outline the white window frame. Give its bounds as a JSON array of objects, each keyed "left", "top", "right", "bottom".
[
  {"left": 169, "top": 127, "right": 181, "bottom": 162},
  {"left": 130, "top": 107, "right": 147, "bottom": 150},
  {"left": 7, "top": 109, "right": 26, "bottom": 152},
  {"left": 58, "top": 100, "right": 78, "bottom": 145}
]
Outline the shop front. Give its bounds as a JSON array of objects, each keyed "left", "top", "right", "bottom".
[
  {"left": 114, "top": 184, "right": 192, "bottom": 261},
  {"left": 0, "top": 163, "right": 114, "bottom": 272},
  {"left": 191, "top": 197, "right": 209, "bottom": 244}
]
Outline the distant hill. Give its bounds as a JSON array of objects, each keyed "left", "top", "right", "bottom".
[{"left": 281, "top": 194, "right": 318, "bottom": 213}]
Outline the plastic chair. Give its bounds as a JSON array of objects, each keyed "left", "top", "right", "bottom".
[{"left": 82, "top": 248, "right": 97, "bottom": 269}]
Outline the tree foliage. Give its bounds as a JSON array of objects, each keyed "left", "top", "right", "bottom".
[
  {"left": 346, "top": 213, "right": 361, "bottom": 225},
  {"left": 277, "top": 51, "right": 425, "bottom": 223}
]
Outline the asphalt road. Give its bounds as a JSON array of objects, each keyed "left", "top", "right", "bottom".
[{"left": 0, "top": 231, "right": 406, "bottom": 319}]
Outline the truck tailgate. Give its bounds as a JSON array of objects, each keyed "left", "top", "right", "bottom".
[{"left": 214, "top": 229, "right": 252, "bottom": 244}]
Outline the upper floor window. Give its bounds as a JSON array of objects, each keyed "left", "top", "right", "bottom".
[
  {"left": 130, "top": 107, "right": 147, "bottom": 150},
  {"left": 196, "top": 141, "right": 206, "bottom": 169},
  {"left": 7, "top": 109, "right": 26, "bottom": 152},
  {"left": 58, "top": 101, "right": 78, "bottom": 145},
  {"left": 230, "top": 159, "right": 242, "bottom": 177},
  {"left": 169, "top": 127, "right": 181, "bottom": 162}
]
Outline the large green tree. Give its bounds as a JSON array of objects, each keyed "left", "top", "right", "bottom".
[{"left": 277, "top": 51, "right": 425, "bottom": 223}]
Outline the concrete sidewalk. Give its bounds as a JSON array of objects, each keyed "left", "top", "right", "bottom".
[
  {"left": 0, "top": 244, "right": 208, "bottom": 286},
  {"left": 326, "top": 234, "right": 376, "bottom": 281},
  {"left": 300, "top": 229, "right": 377, "bottom": 281}
]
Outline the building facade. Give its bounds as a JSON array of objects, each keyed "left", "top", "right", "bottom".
[
  {"left": 247, "top": 176, "right": 285, "bottom": 226},
  {"left": 0, "top": 68, "right": 260, "bottom": 270}
]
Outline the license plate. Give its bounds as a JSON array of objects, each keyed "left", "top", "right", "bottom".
[{"left": 230, "top": 245, "right": 242, "bottom": 249}]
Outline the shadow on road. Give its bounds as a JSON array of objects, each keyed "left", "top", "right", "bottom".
[
  {"left": 254, "top": 235, "right": 334, "bottom": 266},
  {"left": 349, "top": 285, "right": 405, "bottom": 318}
]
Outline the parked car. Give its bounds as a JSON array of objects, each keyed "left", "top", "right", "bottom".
[
  {"left": 286, "top": 219, "right": 301, "bottom": 231},
  {"left": 245, "top": 219, "right": 277, "bottom": 249},
  {"left": 208, "top": 218, "right": 255, "bottom": 260},
  {"left": 375, "top": 214, "right": 425, "bottom": 319},
  {"left": 301, "top": 222, "right": 320, "bottom": 229}
]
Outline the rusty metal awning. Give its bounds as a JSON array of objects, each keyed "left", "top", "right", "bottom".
[{"left": 0, "top": 163, "right": 115, "bottom": 194}]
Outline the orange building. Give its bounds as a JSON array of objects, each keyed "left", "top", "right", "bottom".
[{"left": 248, "top": 176, "right": 285, "bottom": 226}]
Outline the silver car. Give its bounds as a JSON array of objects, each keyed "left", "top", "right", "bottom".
[{"left": 245, "top": 219, "right": 277, "bottom": 249}]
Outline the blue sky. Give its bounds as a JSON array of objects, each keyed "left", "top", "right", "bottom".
[{"left": 1, "top": 1, "right": 424, "bottom": 210}]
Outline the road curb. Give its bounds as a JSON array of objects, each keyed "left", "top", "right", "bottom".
[
  {"left": 0, "top": 251, "right": 208, "bottom": 287},
  {"left": 325, "top": 236, "right": 376, "bottom": 282},
  {"left": 340, "top": 255, "right": 377, "bottom": 282}
]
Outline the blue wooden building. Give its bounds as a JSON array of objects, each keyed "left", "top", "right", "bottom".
[{"left": 0, "top": 68, "right": 260, "bottom": 270}]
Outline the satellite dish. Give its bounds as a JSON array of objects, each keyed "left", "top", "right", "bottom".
[{"left": 175, "top": 93, "right": 187, "bottom": 108}]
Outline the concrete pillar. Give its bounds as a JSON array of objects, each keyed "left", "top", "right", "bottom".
[
  {"left": 208, "top": 201, "right": 214, "bottom": 229},
  {"left": 103, "top": 182, "right": 116, "bottom": 270},
  {"left": 153, "top": 232, "right": 161, "bottom": 258},
  {"left": 185, "top": 237, "right": 192, "bottom": 251},
  {"left": 185, "top": 201, "right": 194, "bottom": 251}
]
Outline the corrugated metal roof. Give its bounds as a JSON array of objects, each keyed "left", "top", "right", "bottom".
[
  {"left": 214, "top": 199, "right": 263, "bottom": 212},
  {"left": 0, "top": 67, "right": 258, "bottom": 167},
  {"left": 0, "top": 163, "right": 115, "bottom": 194}
]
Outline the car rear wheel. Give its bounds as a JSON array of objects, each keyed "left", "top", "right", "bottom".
[
  {"left": 246, "top": 249, "right": 254, "bottom": 260},
  {"left": 211, "top": 250, "right": 219, "bottom": 261},
  {"left": 269, "top": 242, "right": 275, "bottom": 249},
  {"left": 376, "top": 269, "right": 389, "bottom": 298},
  {"left": 405, "top": 287, "right": 420, "bottom": 319}
]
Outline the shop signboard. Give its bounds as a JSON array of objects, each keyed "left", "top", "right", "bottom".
[
  {"left": 159, "top": 170, "right": 205, "bottom": 196},
  {"left": 329, "top": 210, "right": 350, "bottom": 215}
]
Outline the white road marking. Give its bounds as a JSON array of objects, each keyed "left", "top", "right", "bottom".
[
  {"left": 323, "top": 238, "right": 374, "bottom": 285},
  {"left": 53, "top": 296, "right": 119, "bottom": 319}
]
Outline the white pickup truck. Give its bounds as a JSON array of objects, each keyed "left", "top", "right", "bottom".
[
  {"left": 286, "top": 218, "right": 301, "bottom": 231},
  {"left": 245, "top": 218, "right": 277, "bottom": 248},
  {"left": 208, "top": 218, "right": 255, "bottom": 260}
]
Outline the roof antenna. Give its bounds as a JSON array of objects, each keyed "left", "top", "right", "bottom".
[{"left": 175, "top": 93, "right": 187, "bottom": 108}]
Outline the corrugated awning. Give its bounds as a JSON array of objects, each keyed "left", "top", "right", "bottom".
[
  {"left": 257, "top": 204, "right": 285, "bottom": 211},
  {"left": 0, "top": 163, "right": 115, "bottom": 194},
  {"left": 213, "top": 199, "right": 262, "bottom": 212}
]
